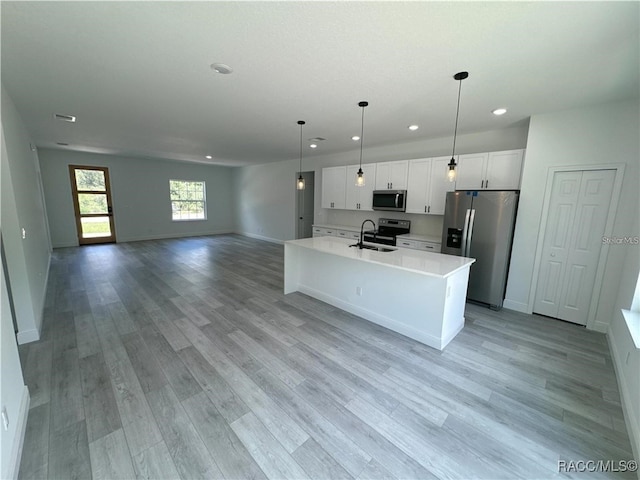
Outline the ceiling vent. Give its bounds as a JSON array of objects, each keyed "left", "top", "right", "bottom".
[{"left": 54, "top": 113, "right": 76, "bottom": 123}]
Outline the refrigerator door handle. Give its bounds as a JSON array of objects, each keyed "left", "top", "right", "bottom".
[
  {"left": 465, "top": 209, "right": 476, "bottom": 256},
  {"left": 461, "top": 208, "right": 471, "bottom": 256}
]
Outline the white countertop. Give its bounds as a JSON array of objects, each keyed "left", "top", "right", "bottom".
[
  {"left": 396, "top": 233, "right": 442, "bottom": 243},
  {"left": 286, "top": 236, "right": 475, "bottom": 278}
]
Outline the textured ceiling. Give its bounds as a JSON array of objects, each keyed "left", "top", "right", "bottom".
[{"left": 1, "top": 1, "right": 638, "bottom": 166}]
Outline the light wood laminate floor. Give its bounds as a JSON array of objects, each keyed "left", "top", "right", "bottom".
[{"left": 17, "top": 234, "right": 635, "bottom": 479}]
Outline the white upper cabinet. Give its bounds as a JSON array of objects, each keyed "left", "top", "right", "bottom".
[
  {"left": 375, "top": 160, "right": 409, "bottom": 190},
  {"left": 454, "top": 153, "right": 488, "bottom": 190},
  {"left": 428, "top": 156, "right": 456, "bottom": 214},
  {"left": 345, "top": 163, "right": 376, "bottom": 211},
  {"left": 486, "top": 150, "right": 525, "bottom": 190},
  {"left": 455, "top": 149, "right": 524, "bottom": 190},
  {"left": 321, "top": 166, "right": 346, "bottom": 209},
  {"left": 406, "top": 156, "right": 454, "bottom": 215}
]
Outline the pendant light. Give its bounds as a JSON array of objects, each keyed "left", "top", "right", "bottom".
[
  {"left": 447, "top": 71, "right": 469, "bottom": 182},
  {"left": 355, "top": 101, "right": 368, "bottom": 186},
  {"left": 296, "top": 120, "right": 306, "bottom": 190}
]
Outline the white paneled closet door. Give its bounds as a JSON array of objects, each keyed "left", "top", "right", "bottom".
[{"left": 534, "top": 169, "right": 615, "bottom": 325}]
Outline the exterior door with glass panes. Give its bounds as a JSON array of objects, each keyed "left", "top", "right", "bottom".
[{"left": 69, "top": 165, "right": 116, "bottom": 245}]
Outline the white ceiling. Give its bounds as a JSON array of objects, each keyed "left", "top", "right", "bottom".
[{"left": 1, "top": 1, "right": 638, "bottom": 167}]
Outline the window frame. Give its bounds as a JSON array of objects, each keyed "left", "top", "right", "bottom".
[{"left": 169, "top": 179, "right": 207, "bottom": 222}]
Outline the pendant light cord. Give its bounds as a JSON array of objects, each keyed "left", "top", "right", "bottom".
[
  {"left": 451, "top": 77, "right": 463, "bottom": 158},
  {"left": 299, "top": 123, "right": 303, "bottom": 173},
  {"left": 359, "top": 105, "right": 365, "bottom": 168}
]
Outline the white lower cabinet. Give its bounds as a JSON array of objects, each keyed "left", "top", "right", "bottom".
[
  {"left": 396, "top": 238, "right": 441, "bottom": 252},
  {"left": 336, "top": 229, "right": 360, "bottom": 240},
  {"left": 312, "top": 227, "right": 336, "bottom": 237}
]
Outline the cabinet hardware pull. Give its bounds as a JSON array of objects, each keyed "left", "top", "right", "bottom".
[
  {"left": 424, "top": 206, "right": 427, "bottom": 213},
  {"left": 428, "top": 206, "right": 430, "bottom": 213},
  {"left": 485, "top": 180, "right": 489, "bottom": 188}
]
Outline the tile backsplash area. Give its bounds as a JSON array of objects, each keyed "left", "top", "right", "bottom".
[{"left": 317, "top": 208, "right": 444, "bottom": 238}]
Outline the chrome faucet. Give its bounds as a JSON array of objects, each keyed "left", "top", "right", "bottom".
[{"left": 351, "top": 219, "right": 376, "bottom": 249}]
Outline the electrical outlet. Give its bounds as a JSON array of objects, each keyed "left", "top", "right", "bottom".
[
  {"left": 1, "top": 407, "right": 9, "bottom": 431},
  {"left": 21, "top": 227, "right": 26, "bottom": 239},
  {"left": 356, "top": 286, "right": 362, "bottom": 296}
]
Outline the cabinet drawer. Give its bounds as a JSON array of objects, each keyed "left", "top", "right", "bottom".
[
  {"left": 397, "top": 239, "right": 441, "bottom": 252},
  {"left": 312, "top": 227, "right": 336, "bottom": 237},
  {"left": 337, "top": 230, "right": 360, "bottom": 239}
]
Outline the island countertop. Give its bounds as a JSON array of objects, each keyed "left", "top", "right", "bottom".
[{"left": 285, "top": 236, "right": 475, "bottom": 278}]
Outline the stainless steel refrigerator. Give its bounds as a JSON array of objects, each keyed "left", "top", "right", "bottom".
[{"left": 441, "top": 191, "right": 519, "bottom": 309}]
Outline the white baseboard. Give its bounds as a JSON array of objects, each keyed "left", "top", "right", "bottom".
[
  {"left": 237, "top": 232, "right": 284, "bottom": 245},
  {"left": 503, "top": 299, "right": 530, "bottom": 313},
  {"left": 6, "top": 386, "right": 29, "bottom": 480},
  {"left": 607, "top": 328, "right": 640, "bottom": 465},
  {"left": 592, "top": 320, "right": 609, "bottom": 333},
  {"left": 16, "top": 329, "right": 39, "bottom": 345}
]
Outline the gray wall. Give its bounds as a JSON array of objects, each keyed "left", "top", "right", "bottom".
[
  {"left": 39, "top": 149, "right": 236, "bottom": 247},
  {"left": 1, "top": 85, "right": 51, "bottom": 341},
  {"left": 233, "top": 123, "right": 530, "bottom": 242},
  {"left": 1, "top": 84, "right": 51, "bottom": 477}
]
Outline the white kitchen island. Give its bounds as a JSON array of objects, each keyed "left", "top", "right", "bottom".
[{"left": 284, "top": 236, "right": 475, "bottom": 350}]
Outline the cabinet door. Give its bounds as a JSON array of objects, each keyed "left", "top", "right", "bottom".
[
  {"left": 388, "top": 160, "right": 409, "bottom": 190},
  {"left": 321, "top": 166, "right": 346, "bottom": 209},
  {"left": 455, "top": 153, "right": 488, "bottom": 190},
  {"left": 405, "top": 158, "right": 430, "bottom": 214},
  {"left": 427, "top": 156, "right": 455, "bottom": 214},
  {"left": 375, "top": 163, "right": 392, "bottom": 189},
  {"left": 486, "top": 150, "right": 524, "bottom": 190},
  {"left": 346, "top": 163, "right": 376, "bottom": 210}
]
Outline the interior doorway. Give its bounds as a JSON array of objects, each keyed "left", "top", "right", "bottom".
[
  {"left": 69, "top": 165, "right": 117, "bottom": 245},
  {"left": 533, "top": 169, "right": 616, "bottom": 325},
  {"left": 295, "top": 171, "right": 315, "bottom": 239}
]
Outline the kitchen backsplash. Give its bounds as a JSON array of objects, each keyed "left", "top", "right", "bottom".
[{"left": 316, "top": 209, "right": 444, "bottom": 238}]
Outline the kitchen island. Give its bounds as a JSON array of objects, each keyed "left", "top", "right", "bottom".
[{"left": 284, "top": 236, "right": 475, "bottom": 350}]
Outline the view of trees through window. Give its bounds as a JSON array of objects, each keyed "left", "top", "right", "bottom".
[
  {"left": 170, "top": 180, "right": 206, "bottom": 220},
  {"left": 74, "top": 168, "right": 111, "bottom": 236}
]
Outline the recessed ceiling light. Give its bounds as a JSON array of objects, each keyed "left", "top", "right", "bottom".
[
  {"left": 210, "top": 63, "right": 233, "bottom": 74},
  {"left": 408, "top": 125, "right": 419, "bottom": 131},
  {"left": 492, "top": 108, "right": 507, "bottom": 116},
  {"left": 205, "top": 155, "right": 212, "bottom": 159},
  {"left": 53, "top": 113, "right": 76, "bottom": 123},
  {"left": 351, "top": 136, "right": 360, "bottom": 141},
  {"left": 309, "top": 144, "right": 318, "bottom": 149}
]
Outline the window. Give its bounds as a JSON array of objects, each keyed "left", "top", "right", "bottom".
[{"left": 170, "top": 180, "right": 206, "bottom": 220}]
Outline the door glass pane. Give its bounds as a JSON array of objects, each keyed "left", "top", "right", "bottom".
[
  {"left": 75, "top": 169, "right": 106, "bottom": 191},
  {"left": 78, "top": 193, "right": 108, "bottom": 214},
  {"left": 80, "top": 216, "right": 111, "bottom": 238}
]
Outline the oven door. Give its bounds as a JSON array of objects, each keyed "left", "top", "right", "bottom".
[
  {"left": 372, "top": 190, "right": 407, "bottom": 212},
  {"left": 363, "top": 233, "right": 396, "bottom": 246}
]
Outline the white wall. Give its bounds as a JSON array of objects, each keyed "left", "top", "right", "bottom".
[
  {"left": 504, "top": 100, "right": 640, "bottom": 329},
  {"left": 1, "top": 84, "right": 51, "bottom": 343},
  {"left": 607, "top": 211, "right": 640, "bottom": 461},
  {"left": 38, "top": 149, "right": 236, "bottom": 247},
  {"left": 0, "top": 85, "right": 42, "bottom": 477},
  {"left": 234, "top": 124, "right": 529, "bottom": 242}
]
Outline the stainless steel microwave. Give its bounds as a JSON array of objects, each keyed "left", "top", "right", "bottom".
[{"left": 372, "top": 190, "right": 407, "bottom": 212}]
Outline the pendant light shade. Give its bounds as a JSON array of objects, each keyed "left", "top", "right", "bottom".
[
  {"left": 296, "top": 120, "right": 306, "bottom": 190},
  {"left": 448, "top": 71, "right": 469, "bottom": 183},
  {"left": 356, "top": 101, "right": 368, "bottom": 186}
]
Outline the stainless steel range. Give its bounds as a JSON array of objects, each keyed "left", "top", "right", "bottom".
[{"left": 363, "top": 218, "right": 410, "bottom": 246}]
